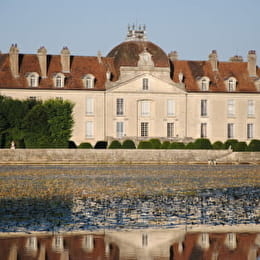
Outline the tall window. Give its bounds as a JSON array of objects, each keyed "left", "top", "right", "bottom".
[
  {"left": 200, "top": 123, "right": 207, "bottom": 138},
  {"left": 85, "top": 75, "right": 94, "bottom": 88},
  {"left": 201, "top": 79, "right": 209, "bottom": 91},
  {"left": 227, "top": 100, "right": 235, "bottom": 117},
  {"left": 248, "top": 100, "right": 255, "bottom": 117},
  {"left": 227, "top": 123, "right": 234, "bottom": 139},
  {"left": 141, "top": 100, "right": 150, "bottom": 116},
  {"left": 85, "top": 121, "right": 93, "bottom": 138},
  {"left": 116, "top": 122, "right": 124, "bottom": 138},
  {"left": 143, "top": 78, "right": 149, "bottom": 90},
  {"left": 26, "top": 73, "right": 39, "bottom": 87},
  {"left": 86, "top": 98, "right": 94, "bottom": 115},
  {"left": 141, "top": 122, "right": 149, "bottom": 137},
  {"left": 56, "top": 75, "right": 63, "bottom": 87},
  {"left": 116, "top": 98, "right": 124, "bottom": 116},
  {"left": 247, "top": 123, "right": 253, "bottom": 139},
  {"left": 201, "top": 100, "right": 207, "bottom": 117},
  {"left": 167, "top": 100, "right": 175, "bottom": 116},
  {"left": 228, "top": 78, "right": 236, "bottom": 92},
  {"left": 167, "top": 122, "right": 174, "bottom": 138}
]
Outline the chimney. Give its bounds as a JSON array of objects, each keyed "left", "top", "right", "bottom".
[
  {"left": 168, "top": 51, "right": 178, "bottom": 61},
  {"left": 37, "top": 46, "right": 47, "bottom": 78},
  {"left": 97, "top": 50, "right": 102, "bottom": 64},
  {"left": 247, "top": 50, "right": 257, "bottom": 77},
  {"left": 208, "top": 50, "right": 218, "bottom": 72},
  {"left": 60, "top": 47, "right": 70, "bottom": 73},
  {"left": 9, "top": 44, "right": 19, "bottom": 78}
]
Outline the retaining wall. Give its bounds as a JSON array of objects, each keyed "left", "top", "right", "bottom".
[{"left": 0, "top": 149, "right": 259, "bottom": 164}]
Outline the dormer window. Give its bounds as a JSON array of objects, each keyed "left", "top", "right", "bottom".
[
  {"left": 83, "top": 74, "right": 95, "bottom": 89},
  {"left": 26, "top": 72, "right": 39, "bottom": 87},
  {"left": 53, "top": 73, "right": 65, "bottom": 88},
  {"left": 198, "top": 77, "right": 210, "bottom": 91},
  {"left": 225, "top": 77, "right": 237, "bottom": 92}
]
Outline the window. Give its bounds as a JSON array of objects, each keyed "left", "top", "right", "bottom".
[
  {"left": 167, "top": 100, "right": 175, "bottom": 116},
  {"left": 86, "top": 121, "right": 93, "bottom": 138},
  {"left": 26, "top": 72, "right": 39, "bottom": 87},
  {"left": 167, "top": 122, "right": 174, "bottom": 138},
  {"left": 86, "top": 98, "right": 94, "bottom": 115},
  {"left": 227, "top": 100, "right": 235, "bottom": 117},
  {"left": 116, "top": 122, "right": 124, "bottom": 138},
  {"left": 200, "top": 123, "right": 207, "bottom": 138},
  {"left": 83, "top": 235, "right": 94, "bottom": 252},
  {"left": 141, "top": 100, "right": 150, "bottom": 116},
  {"left": 141, "top": 122, "right": 149, "bottom": 137},
  {"left": 247, "top": 123, "right": 253, "bottom": 139},
  {"left": 248, "top": 100, "right": 255, "bottom": 117},
  {"left": 201, "top": 100, "right": 207, "bottom": 117},
  {"left": 227, "top": 123, "right": 234, "bottom": 139},
  {"left": 84, "top": 75, "right": 95, "bottom": 89},
  {"left": 26, "top": 237, "right": 37, "bottom": 251},
  {"left": 52, "top": 236, "right": 64, "bottom": 251},
  {"left": 226, "top": 77, "right": 237, "bottom": 92},
  {"left": 201, "top": 78, "right": 209, "bottom": 91},
  {"left": 143, "top": 78, "right": 149, "bottom": 90},
  {"left": 29, "top": 96, "right": 37, "bottom": 101},
  {"left": 116, "top": 98, "right": 124, "bottom": 116},
  {"left": 53, "top": 73, "right": 65, "bottom": 88}
]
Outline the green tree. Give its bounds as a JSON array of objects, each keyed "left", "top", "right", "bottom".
[
  {"left": 149, "top": 138, "right": 161, "bottom": 149},
  {"left": 248, "top": 139, "right": 260, "bottom": 151},
  {"left": 212, "top": 141, "right": 225, "bottom": 150},
  {"left": 161, "top": 141, "right": 170, "bottom": 149},
  {"left": 138, "top": 141, "right": 153, "bottom": 149},
  {"left": 193, "top": 138, "right": 212, "bottom": 149},
  {"left": 108, "top": 140, "right": 122, "bottom": 149},
  {"left": 170, "top": 142, "right": 185, "bottom": 149},
  {"left": 122, "top": 139, "right": 136, "bottom": 149},
  {"left": 78, "top": 142, "right": 93, "bottom": 149}
]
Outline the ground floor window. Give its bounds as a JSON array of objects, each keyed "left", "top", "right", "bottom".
[
  {"left": 167, "top": 122, "right": 174, "bottom": 138},
  {"left": 227, "top": 123, "right": 234, "bottom": 139},
  {"left": 200, "top": 123, "right": 207, "bottom": 138},
  {"left": 141, "top": 122, "right": 149, "bottom": 137},
  {"left": 116, "top": 122, "right": 124, "bottom": 138},
  {"left": 85, "top": 121, "right": 93, "bottom": 138},
  {"left": 247, "top": 123, "right": 253, "bottom": 139}
]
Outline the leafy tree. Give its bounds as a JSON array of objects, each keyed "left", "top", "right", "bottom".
[
  {"left": 185, "top": 142, "right": 195, "bottom": 149},
  {"left": 170, "top": 142, "right": 185, "bottom": 149},
  {"left": 122, "top": 139, "right": 136, "bottom": 149},
  {"left": 161, "top": 141, "right": 170, "bottom": 149},
  {"left": 233, "top": 142, "right": 248, "bottom": 152},
  {"left": 224, "top": 139, "right": 238, "bottom": 150}
]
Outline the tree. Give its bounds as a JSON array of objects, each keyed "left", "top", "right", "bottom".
[
  {"left": 78, "top": 142, "right": 93, "bottom": 149},
  {"left": 248, "top": 139, "right": 260, "bottom": 151},
  {"left": 193, "top": 138, "right": 212, "bottom": 149},
  {"left": 212, "top": 141, "right": 225, "bottom": 150},
  {"left": 137, "top": 141, "right": 153, "bottom": 149},
  {"left": 149, "top": 138, "right": 161, "bottom": 149},
  {"left": 122, "top": 139, "right": 136, "bottom": 149},
  {"left": 108, "top": 140, "right": 122, "bottom": 149}
]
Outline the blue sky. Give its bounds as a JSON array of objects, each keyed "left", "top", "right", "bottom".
[{"left": 1, "top": 0, "right": 260, "bottom": 63}]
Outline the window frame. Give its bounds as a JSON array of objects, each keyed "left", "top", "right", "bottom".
[
  {"left": 116, "top": 121, "right": 124, "bottom": 138},
  {"left": 86, "top": 97, "right": 94, "bottom": 116},
  {"left": 167, "top": 122, "right": 174, "bottom": 138},
  {"left": 201, "top": 99, "right": 208, "bottom": 117},
  {"left": 141, "top": 122, "right": 149, "bottom": 137},
  {"left": 247, "top": 123, "right": 253, "bottom": 139},
  {"left": 140, "top": 100, "right": 150, "bottom": 117},
  {"left": 142, "top": 78, "right": 149, "bottom": 90},
  {"left": 116, "top": 98, "right": 124, "bottom": 116},
  {"left": 227, "top": 123, "right": 234, "bottom": 139},
  {"left": 167, "top": 99, "right": 175, "bottom": 117},
  {"left": 200, "top": 123, "right": 207, "bottom": 138},
  {"left": 85, "top": 121, "right": 94, "bottom": 139},
  {"left": 26, "top": 72, "right": 39, "bottom": 88},
  {"left": 227, "top": 99, "right": 235, "bottom": 117},
  {"left": 247, "top": 100, "right": 255, "bottom": 117}
]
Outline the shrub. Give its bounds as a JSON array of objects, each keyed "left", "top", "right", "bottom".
[
  {"left": 170, "top": 142, "right": 185, "bottom": 149},
  {"left": 248, "top": 139, "right": 260, "bottom": 151},
  {"left": 212, "top": 141, "right": 225, "bottom": 150},
  {"left": 224, "top": 139, "right": 238, "bottom": 150},
  {"left": 233, "top": 142, "right": 248, "bottom": 152},
  {"left": 137, "top": 141, "right": 153, "bottom": 149},
  {"left": 122, "top": 139, "right": 136, "bottom": 149},
  {"left": 78, "top": 142, "right": 92, "bottom": 149},
  {"left": 149, "top": 138, "right": 161, "bottom": 149},
  {"left": 108, "top": 140, "right": 122, "bottom": 149},
  {"left": 94, "top": 141, "right": 107, "bottom": 149},
  {"left": 161, "top": 141, "right": 170, "bottom": 149},
  {"left": 193, "top": 138, "right": 212, "bottom": 149},
  {"left": 68, "top": 140, "right": 77, "bottom": 148},
  {"left": 185, "top": 142, "right": 195, "bottom": 149}
]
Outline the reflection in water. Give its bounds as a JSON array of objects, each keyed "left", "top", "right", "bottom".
[{"left": 0, "top": 227, "right": 259, "bottom": 260}]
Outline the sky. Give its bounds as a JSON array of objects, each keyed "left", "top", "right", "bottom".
[{"left": 1, "top": 0, "right": 260, "bottom": 63}]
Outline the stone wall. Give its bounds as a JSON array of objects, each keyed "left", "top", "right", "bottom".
[{"left": 0, "top": 149, "right": 259, "bottom": 164}]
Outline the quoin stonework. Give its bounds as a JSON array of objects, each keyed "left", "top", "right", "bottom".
[{"left": 0, "top": 26, "right": 259, "bottom": 145}]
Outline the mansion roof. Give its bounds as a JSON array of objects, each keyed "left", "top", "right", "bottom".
[{"left": 0, "top": 32, "right": 259, "bottom": 92}]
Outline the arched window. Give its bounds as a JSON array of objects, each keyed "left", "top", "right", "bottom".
[
  {"left": 53, "top": 73, "right": 65, "bottom": 88},
  {"left": 26, "top": 72, "right": 39, "bottom": 87},
  {"left": 198, "top": 77, "right": 210, "bottom": 91},
  {"left": 83, "top": 74, "right": 95, "bottom": 88},
  {"left": 226, "top": 77, "right": 237, "bottom": 92}
]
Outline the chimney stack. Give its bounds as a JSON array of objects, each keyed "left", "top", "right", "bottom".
[
  {"left": 37, "top": 46, "right": 47, "bottom": 78},
  {"left": 209, "top": 50, "right": 218, "bottom": 72},
  {"left": 168, "top": 51, "right": 178, "bottom": 62},
  {"left": 60, "top": 47, "right": 70, "bottom": 73},
  {"left": 247, "top": 50, "right": 257, "bottom": 77},
  {"left": 9, "top": 44, "right": 19, "bottom": 78}
]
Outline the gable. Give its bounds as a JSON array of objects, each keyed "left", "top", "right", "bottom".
[{"left": 107, "top": 74, "right": 186, "bottom": 94}]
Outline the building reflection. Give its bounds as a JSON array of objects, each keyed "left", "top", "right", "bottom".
[{"left": 0, "top": 228, "right": 259, "bottom": 260}]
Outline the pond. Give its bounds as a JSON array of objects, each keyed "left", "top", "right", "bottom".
[{"left": 0, "top": 164, "right": 259, "bottom": 233}]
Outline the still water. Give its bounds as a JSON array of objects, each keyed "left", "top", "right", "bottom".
[{"left": 0, "top": 164, "right": 259, "bottom": 259}]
